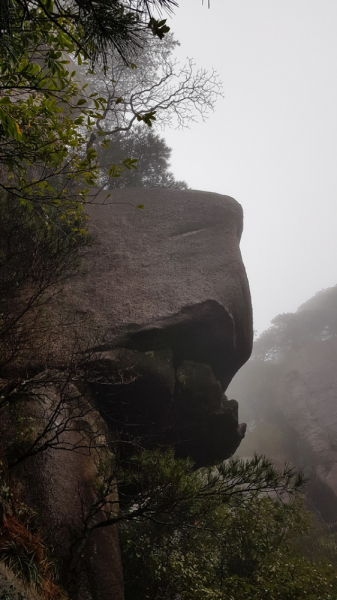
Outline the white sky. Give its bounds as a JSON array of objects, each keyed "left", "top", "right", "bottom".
[{"left": 163, "top": 0, "right": 337, "bottom": 335}]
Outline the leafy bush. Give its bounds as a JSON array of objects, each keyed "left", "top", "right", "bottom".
[{"left": 118, "top": 449, "right": 337, "bottom": 600}]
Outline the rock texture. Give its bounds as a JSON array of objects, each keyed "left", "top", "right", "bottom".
[
  {"left": 9, "top": 386, "right": 124, "bottom": 600},
  {"left": 62, "top": 188, "right": 253, "bottom": 464},
  {"left": 71, "top": 188, "right": 251, "bottom": 365},
  {"left": 6, "top": 187, "right": 253, "bottom": 600}
]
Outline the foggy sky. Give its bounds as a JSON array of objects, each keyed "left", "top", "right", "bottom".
[{"left": 163, "top": 0, "right": 337, "bottom": 335}]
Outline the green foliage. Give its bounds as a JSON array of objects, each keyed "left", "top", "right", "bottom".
[
  {"left": 1, "top": 542, "right": 42, "bottom": 588},
  {"left": 0, "top": 4, "right": 191, "bottom": 229},
  {"left": 0, "top": 9, "right": 107, "bottom": 226},
  {"left": 148, "top": 18, "right": 171, "bottom": 40},
  {"left": 0, "top": 514, "right": 66, "bottom": 600},
  {"left": 0, "top": 0, "right": 175, "bottom": 67},
  {"left": 99, "top": 125, "right": 188, "bottom": 189},
  {"left": 118, "top": 449, "right": 304, "bottom": 521},
  {"left": 0, "top": 191, "right": 90, "bottom": 373},
  {"left": 119, "top": 449, "right": 337, "bottom": 600}
]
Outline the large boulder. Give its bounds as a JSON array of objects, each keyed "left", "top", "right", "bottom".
[
  {"left": 4, "top": 188, "right": 252, "bottom": 600},
  {"left": 62, "top": 188, "right": 253, "bottom": 464}
]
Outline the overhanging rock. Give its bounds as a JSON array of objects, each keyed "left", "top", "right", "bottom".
[{"left": 63, "top": 188, "right": 253, "bottom": 464}]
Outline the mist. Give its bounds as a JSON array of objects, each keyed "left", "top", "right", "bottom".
[{"left": 163, "top": 0, "right": 337, "bottom": 335}]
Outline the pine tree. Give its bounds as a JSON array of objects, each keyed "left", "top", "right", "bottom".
[{"left": 0, "top": 0, "right": 175, "bottom": 65}]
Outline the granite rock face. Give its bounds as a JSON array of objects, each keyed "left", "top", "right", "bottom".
[
  {"left": 9, "top": 386, "right": 124, "bottom": 600},
  {"left": 63, "top": 188, "right": 253, "bottom": 464},
  {"left": 12, "top": 188, "right": 252, "bottom": 600}
]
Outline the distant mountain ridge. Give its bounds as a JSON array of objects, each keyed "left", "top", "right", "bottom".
[{"left": 228, "top": 285, "right": 337, "bottom": 522}]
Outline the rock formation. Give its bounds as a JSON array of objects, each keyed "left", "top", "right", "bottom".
[
  {"left": 6, "top": 188, "right": 253, "bottom": 600},
  {"left": 63, "top": 187, "right": 253, "bottom": 465}
]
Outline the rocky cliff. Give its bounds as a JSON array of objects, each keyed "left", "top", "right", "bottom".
[
  {"left": 62, "top": 188, "right": 253, "bottom": 465},
  {"left": 4, "top": 188, "right": 253, "bottom": 600}
]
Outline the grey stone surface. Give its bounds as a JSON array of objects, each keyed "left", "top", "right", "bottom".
[
  {"left": 3, "top": 188, "right": 253, "bottom": 600},
  {"left": 64, "top": 188, "right": 253, "bottom": 390},
  {"left": 10, "top": 387, "right": 124, "bottom": 600},
  {"left": 59, "top": 188, "right": 253, "bottom": 464}
]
